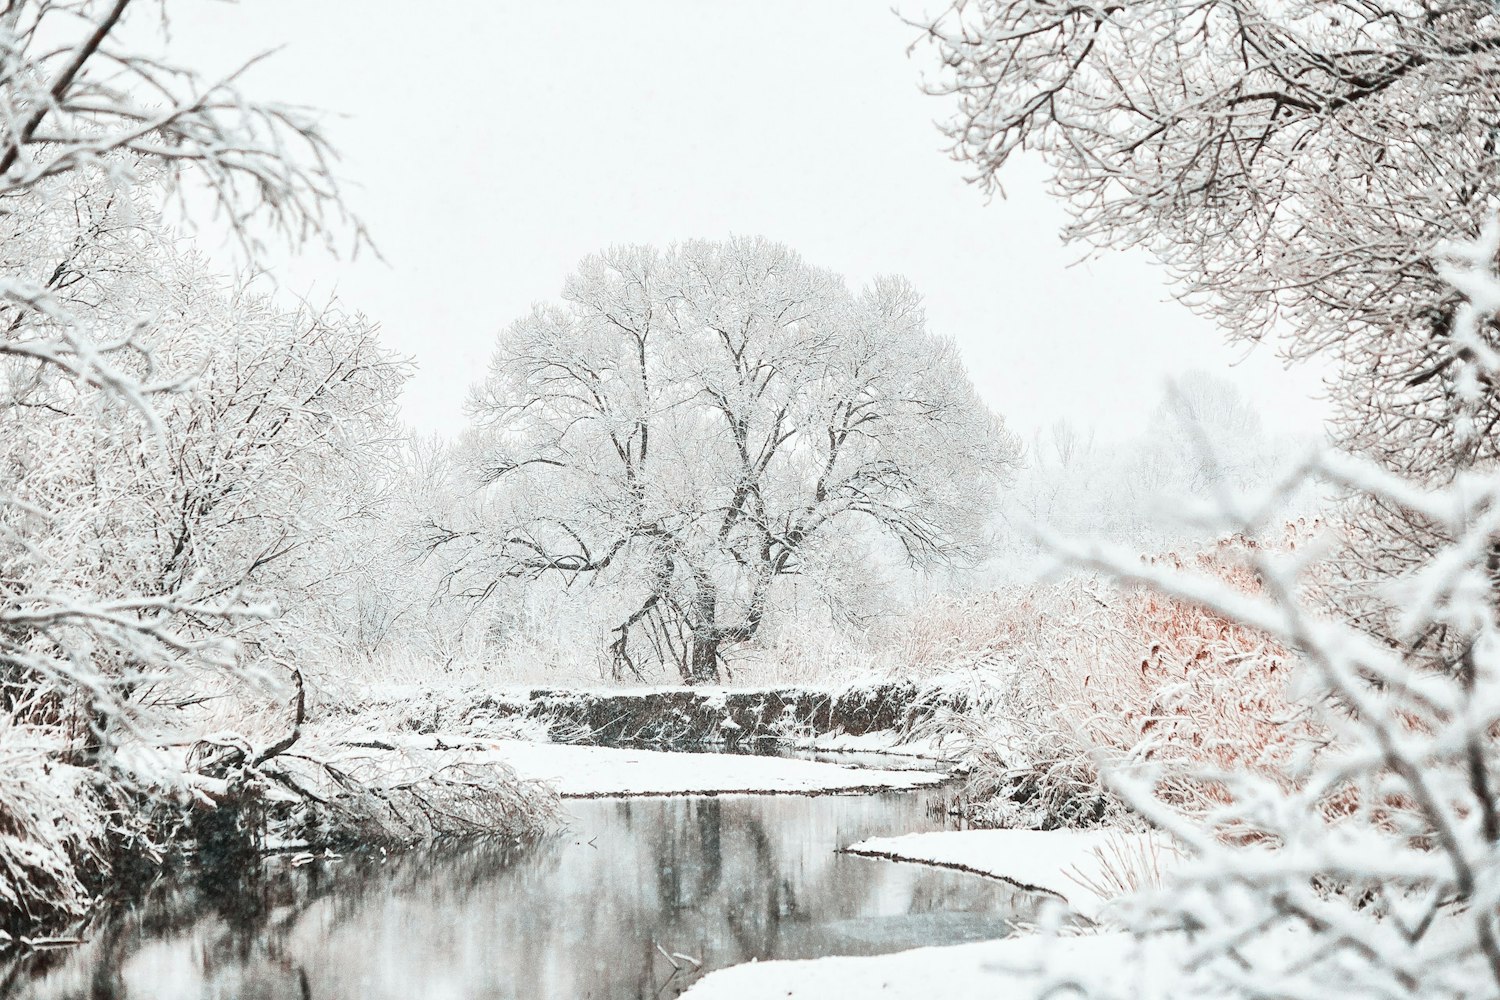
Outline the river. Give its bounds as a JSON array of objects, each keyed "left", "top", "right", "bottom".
[{"left": 6, "top": 784, "right": 1045, "bottom": 999}]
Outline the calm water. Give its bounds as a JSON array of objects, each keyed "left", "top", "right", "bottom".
[{"left": 6, "top": 786, "right": 1042, "bottom": 999}]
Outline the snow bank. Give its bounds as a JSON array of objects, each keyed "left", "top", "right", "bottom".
[
  {"left": 794, "top": 730, "right": 948, "bottom": 758},
  {"left": 479, "top": 739, "right": 946, "bottom": 797},
  {"left": 843, "top": 829, "right": 1172, "bottom": 920},
  {"left": 683, "top": 930, "right": 1181, "bottom": 999}
]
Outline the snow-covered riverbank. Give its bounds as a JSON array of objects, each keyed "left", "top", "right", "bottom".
[
  {"left": 480, "top": 739, "right": 946, "bottom": 797},
  {"left": 322, "top": 730, "right": 947, "bottom": 798},
  {"left": 683, "top": 826, "right": 1177, "bottom": 996},
  {"left": 325, "top": 677, "right": 971, "bottom": 752},
  {"left": 844, "top": 828, "right": 1172, "bottom": 921},
  {"left": 683, "top": 930, "right": 1178, "bottom": 999}
]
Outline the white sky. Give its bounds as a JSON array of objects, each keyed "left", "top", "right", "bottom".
[{"left": 165, "top": 1, "right": 1330, "bottom": 442}]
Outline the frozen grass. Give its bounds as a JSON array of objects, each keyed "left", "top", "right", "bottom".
[{"left": 1064, "top": 829, "right": 1185, "bottom": 903}]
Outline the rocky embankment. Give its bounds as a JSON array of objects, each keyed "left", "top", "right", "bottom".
[{"left": 335, "top": 679, "right": 970, "bottom": 750}]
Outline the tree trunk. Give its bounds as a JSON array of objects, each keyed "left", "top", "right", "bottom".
[
  {"left": 684, "top": 580, "right": 722, "bottom": 685},
  {"left": 687, "top": 632, "right": 720, "bottom": 685}
]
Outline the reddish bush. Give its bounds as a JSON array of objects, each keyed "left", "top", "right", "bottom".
[{"left": 912, "top": 526, "right": 1324, "bottom": 827}]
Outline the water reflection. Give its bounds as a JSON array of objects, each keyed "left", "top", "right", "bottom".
[{"left": 8, "top": 787, "right": 1043, "bottom": 999}]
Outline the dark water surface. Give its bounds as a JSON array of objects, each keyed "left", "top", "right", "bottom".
[{"left": 7, "top": 786, "right": 1043, "bottom": 999}]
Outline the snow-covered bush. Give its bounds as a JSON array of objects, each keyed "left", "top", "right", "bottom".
[
  {"left": 899, "top": 530, "right": 1311, "bottom": 829},
  {"left": 1040, "top": 462, "right": 1500, "bottom": 996},
  {"left": 0, "top": 722, "right": 121, "bottom": 933},
  {"left": 1015, "top": 225, "right": 1500, "bottom": 998}
]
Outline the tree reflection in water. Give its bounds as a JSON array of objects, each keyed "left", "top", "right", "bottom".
[{"left": 9, "top": 786, "right": 1045, "bottom": 999}]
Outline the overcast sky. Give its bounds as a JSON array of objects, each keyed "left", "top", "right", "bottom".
[{"left": 168, "top": 1, "right": 1330, "bottom": 442}]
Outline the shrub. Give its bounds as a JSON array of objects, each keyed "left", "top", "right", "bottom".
[{"left": 913, "top": 529, "right": 1316, "bottom": 828}]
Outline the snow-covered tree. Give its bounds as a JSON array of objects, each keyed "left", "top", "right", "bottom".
[
  {"left": 917, "top": 0, "right": 1495, "bottom": 488},
  {"left": 440, "top": 238, "right": 1020, "bottom": 683},
  {"left": 999, "top": 374, "right": 1314, "bottom": 565},
  {"left": 0, "top": 0, "right": 358, "bottom": 737},
  {"left": 2, "top": 180, "right": 406, "bottom": 747},
  {"left": 0, "top": 1, "right": 403, "bottom": 929},
  {"left": 0, "top": 0, "right": 352, "bottom": 393}
]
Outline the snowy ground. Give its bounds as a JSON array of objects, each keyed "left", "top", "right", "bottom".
[
  {"left": 843, "top": 828, "right": 1173, "bottom": 920},
  {"left": 333, "top": 733, "right": 946, "bottom": 797}
]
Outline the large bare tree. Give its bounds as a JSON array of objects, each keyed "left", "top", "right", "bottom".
[{"left": 441, "top": 238, "right": 1019, "bottom": 684}]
